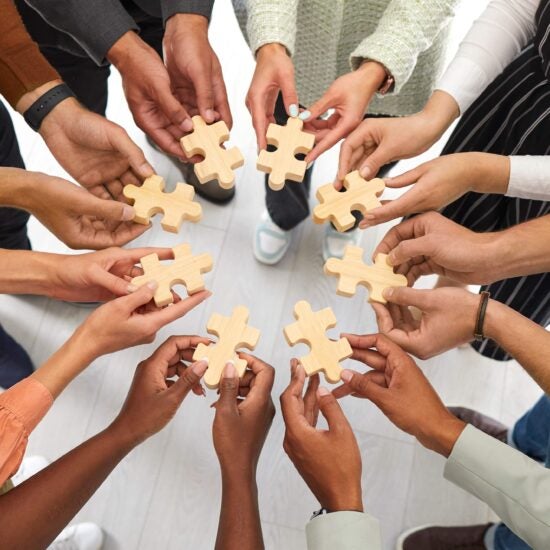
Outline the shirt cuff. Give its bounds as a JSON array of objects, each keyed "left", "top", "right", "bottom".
[
  {"left": 0, "top": 377, "right": 53, "bottom": 433},
  {"left": 247, "top": 10, "right": 296, "bottom": 57},
  {"left": 162, "top": 0, "right": 215, "bottom": 24},
  {"left": 506, "top": 156, "right": 550, "bottom": 201},
  {"left": 306, "top": 511, "right": 382, "bottom": 550}
]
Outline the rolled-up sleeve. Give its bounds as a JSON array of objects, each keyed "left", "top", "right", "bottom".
[{"left": 0, "top": 377, "right": 53, "bottom": 485}]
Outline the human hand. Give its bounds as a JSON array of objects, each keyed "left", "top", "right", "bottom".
[
  {"left": 358, "top": 153, "right": 510, "bottom": 228},
  {"left": 110, "top": 336, "right": 211, "bottom": 446},
  {"left": 371, "top": 286, "right": 481, "bottom": 359},
  {"left": 22, "top": 171, "right": 148, "bottom": 249},
  {"left": 374, "top": 212, "right": 503, "bottom": 285},
  {"left": 337, "top": 90, "right": 459, "bottom": 181},
  {"left": 246, "top": 43, "right": 299, "bottom": 150},
  {"left": 74, "top": 283, "right": 210, "bottom": 361},
  {"left": 164, "top": 14, "right": 231, "bottom": 128},
  {"left": 108, "top": 31, "right": 192, "bottom": 159},
  {"left": 213, "top": 355, "right": 275, "bottom": 477},
  {"left": 280, "top": 360, "right": 363, "bottom": 511},
  {"left": 333, "top": 334, "right": 465, "bottom": 457},
  {"left": 301, "top": 62, "right": 386, "bottom": 163}
]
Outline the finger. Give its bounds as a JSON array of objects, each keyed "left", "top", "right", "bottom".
[
  {"left": 189, "top": 66, "right": 216, "bottom": 123},
  {"left": 359, "top": 146, "right": 395, "bottom": 181},
  {"left": 373, "top": 217, "right": 419, "bottom": 258},
  {"left": 370, "top": 302, "right": 394, "bottom": 334},
  {"left": 339, "top": 370, "right": 388, "bottom": 404},
  {"left": 216, "top": 362, "right": 240, "bottom": 414},
  {"left": 147, "top": 291, "right": 211, "bottom": 327},
  {"left": 306, "top": 118, "right": 357, "bottom": 163},
  {"left": 317, "top": 387, "right": 351, "bottom": 433},
  {"left": 343, "top": 332, "right": 401, "bottom": 359},
  {"left": 169, "top": 360, "right": 208, "bottom": 401},
  {"left": 280, "top": 77, "right": 299, "bottom": 117},
  {"left": 238, "top": 353, "right": 275, "bottom": 404},
  {"left": 249, "top": 96, "right": 269, "bottom": 151},
  {"left": 88, "top": 264, "right": 133, "bottom": 297},
  {"left": 116, "top": 281, "right": 157, "bottom": 311},
  {"left": 387, "top": 235, "right": 436, "bottom": 268},
  {"left": 384, "top": 167, "right": 424, "bottom": 189},
  {"left": 280, "top": 361, "right": 310, "bottom": 430},
  {"left": 155, "top": 82, "right": 192, "bottom": 132},
  {"left": 211, "top": 63, "right": 232, "bottom": 128},
  {"left": 301, "top": 94, "right": 332, "bottom": 123},
  {"left": 108, "top": 125, "right": 155, "bottom": 179},
  {"left": 303, "top": 373, "right": 320, "bottom": 426}
]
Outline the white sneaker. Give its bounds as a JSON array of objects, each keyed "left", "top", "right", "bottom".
[
  {"left": 253, "top": 210, "right": 292, "bottom": 265},
  {"left": 48, "top": 523, "right": 104, "bottom": 550},
  {"left": 12, "top": 455, "right": 49, "bottom": 486},
  {"left": 322, "top": 224, "right": 363, "bottom": 262}
]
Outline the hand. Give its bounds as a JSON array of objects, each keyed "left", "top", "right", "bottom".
[
  {"left": 108, "top": 31, "right": 191, "bottom": 159},
  {"left": 374, "top": 211, "right": 503, "bottom": 285},
  {"left": 246, "top": 43, "right": 299, "bottom": 150},
  {"left": 280, "top": 361, "right": 363, "bottom": 512},
  {"left": 359, "top": 153, "right": 510, "bottom": 228},
  {"left": 337, "top": 90, "right": 459, "bottom": 181},
  {"left": 164, "top": 14, "right": 231, "bottom": 128},
  {"left": 74, "top": 283, "right": 210, "bottom": 361},
  {"left": 110, "top": 336, "right": 211, "bottom": 446},
  {"left": 333, "top": 334, "right": 465, "bottom": 457},
  {"left": 301, "top": 62, "right": 386, "bottom": 163},
  {"left": 50, "top": 247, "right": 176, "bottom": 302},
  {"left": 371, "top": 286, "right": 481, "bottom": 359},
  {"left": 213, "top": 356, "right": 275, "bottom": 477},
  {"left": 22, "top": 172, "right": 148, "bottom": 249}
]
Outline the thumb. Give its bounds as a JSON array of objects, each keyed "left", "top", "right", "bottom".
[
  {"left": 108, "top": 125, "right": 155, "bottom": 179},
  {"left": 382, "top": 287, "right": 433, "bottom": 311},
  {"left": 279, "top": 78, "right": 299, "bottom": 117},
  {"left": 76, "top": 192, "right": 136, "bottom": 222},
  {"left": 340, "top": 370, "right": 388, "bottom": 406},
  {"left": 301, "top": 93, "right": 332, "bottom": 122},
  {"left": 388, "top": 235, "right": 435, "bottom": 267},
  {"left": 359, "top": 147, "right": 393, "bottom": 180},
  {"left": 217, "top": 362, "right": 239, "bottom": 413},
  {"left": 169, "top": 360, "right": 208, "bottom": 401},
  {"left": 117, "top": 280, "right": 158, "bottom": 311},
  {"left": 317, "top": 387, "right": 350, "bottom": 433}
]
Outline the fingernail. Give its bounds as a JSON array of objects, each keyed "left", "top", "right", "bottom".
[
  {"left": 126, "top": 283, "right": 137, "bottom": 293},
  {"left": 306, "top": 162, "right": 313, "bottom": 170},
  {"left": 146, "top": 281, "right": 158, "bottom": 290},
  {"left": 224, "top": 361, "right": 236, "bottom": 378},
  {"left": 387, "top": 253, "right": 396, "bottom": 267},
  {"left": 341, "top": 370, "right": 353, "bottom": 383},
  {"left": 383, "top": 287, "right": 394, "bottom": 299},
  {"left": 364, "top": 214, "right": 375, "bottom": 221},
  {"left": 181, "top": 118, "right": 193, "bottom": 132},
  {"left": 205, "top": 109, "right": 215, "bottom": 122},
  {"left": 122, "top": 205, "right": 135, "bottom": 221},
  {"left": 298, "top": 110, "right": 311, "bottom": 121},
  {"left": 360, "top": 166, "right": 371, "bottom": 179},
  {"left": 139, "top": 162, "right": 154, "bottom": 176},
  {"left": 289, "top": 104, "right": 299, "bottom": 117},
  {"left": 321, "top": 110, "right": 331, "bottom": 119},
  {"left": 201, "top": 386, "right": 206, "bottom": 397},
  {"left": 192, "top": 360, "right": 208, "bottom": 377},
  {"left": 318, "top": 387, "right": 330, "bottom": 396}
]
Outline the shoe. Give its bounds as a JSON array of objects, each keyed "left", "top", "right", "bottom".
[
  {"left": 48, "top": 523, "right": 104, "bottom": 550},
  {"left": 0, "top": 325, "right": 34, "bottom": 389},
  {"left": 448, "top": 407, "right": 509, "bottom": 444},
  {"left": 253, "top": 210, "right": 292, "bottom": 265},
  {"left": 145, "top": 135, "right": 235, "bottom": 204},
  {"left": 12, "top": 455, "right": 49, "bottom": 486},
  {"left": 397, "top": 523, "right": 493, "bottom": 549},
  {"left": 322, "top": 225, "right": 363, "bottom": 262}
]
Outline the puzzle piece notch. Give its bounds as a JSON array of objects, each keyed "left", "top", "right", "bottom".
[
  {"left": 324, "top": 246, "right": 407, "bottom": 303},
  {"left": 180, "top": 115, "right": 244, "bottom": 189},
  {"left": 283, "top": 300, "right": 352, "bottom": 384},
  {"left": 131, "top": 243, "right": 213, "bottom": 307},
  {"left": 257, "top": 117, "right": 315, "bottom": 191},
  {"left": 123, "top": 175, "right": 202, "bottom": 233},
  {"left": 313, "top": 171, "right": 385, "bottom": 232},
  {"left": 193, "top": 306, "right": 261, "bottom": 389}
]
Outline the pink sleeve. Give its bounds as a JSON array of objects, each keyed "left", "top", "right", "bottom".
[{"left": 0, "top": 377, "right": 53, "bottom": 485}]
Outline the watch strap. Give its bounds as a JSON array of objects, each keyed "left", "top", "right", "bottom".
[{"left": 23, "top": 83, "right": 75, "bottom": 131}]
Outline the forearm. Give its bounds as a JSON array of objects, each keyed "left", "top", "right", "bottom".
[
  {"left": 215, "top": 471, "right": 263, "bottom": 550},
  {"left": 0, "top": 249, "right": 59, "bottom": 296},
  {"left": 485, "top": 300, "right": 550, "bottom": 393},
  {"left": 465, "top": 152, "right": 510, "bottom": 195},
  {"left": 0, "top": 425, "right": 135, "bottom": 550}
]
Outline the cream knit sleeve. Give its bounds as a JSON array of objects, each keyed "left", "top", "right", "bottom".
[
  {"left": 244, "top": 0, "right": 298, "bottom": 56},
  {"left": 350, "top": 0, "right": 458, "bottom": 94}
]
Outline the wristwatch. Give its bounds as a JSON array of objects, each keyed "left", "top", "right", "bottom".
[{"left": 23, "top": 83, "right": 75, "bottom": 131}]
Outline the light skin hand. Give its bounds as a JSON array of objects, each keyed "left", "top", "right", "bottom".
[
  {"left": 337, "top": 90, "right": 460, "bottom": 182},
  {"left": 247, "top": 43, "right": 299, "bottom": 150},
  {"left": 332, "top": 334, "right": 466, "bottom": 457},
  {"left": 358, "top": 153, "right": 511, "bottom": 229},
  {"left": 108, "top": 31, "right": 191, "bottom": 159},
  {"left": 164, "top": 14, "right": 232, "bottom": 129},
  {"left": 301, "top": 61, "right": 387, "bottom": 163},
  {"left": 374, "top": 211, "right": 504, "bottom": 285},
  {"left": 280, "top": 361, "right": 363, "bottom": 512},
  {"left": 371, "top": 286, "right": 481, "bottom": 359}
]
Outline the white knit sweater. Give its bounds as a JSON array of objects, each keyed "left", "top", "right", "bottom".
[{"left": 232, "top": 0, "right": 459, "bottom": 116}]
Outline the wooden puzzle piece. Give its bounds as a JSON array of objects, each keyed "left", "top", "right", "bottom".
[
  {"left": 123, "top": 175, "right": 202, "bottom": 233},
  {"left": 131, "top": 243, "right": 213, "bottom": 307},
  {"left": 324, "top": 246, "right": 407, "bottom": 303},
  {"left": 180, "top": 115, "right": 244, "bottom": 189},
  {"left": 283, "top": 301, "right": 352, "bottom": 384},
  {"left": 313, "top": 171, "right": 385, "bottom": 232},
  {"left": 257, "top": 117, "right": 315, "bottom": 191},
  {"left": 193, "top": 306, "right": 260, "bottom": 390}
]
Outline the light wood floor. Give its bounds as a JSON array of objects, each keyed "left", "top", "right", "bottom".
[{"left": 0, "top": 1, "right": 543, "bottom": 548}]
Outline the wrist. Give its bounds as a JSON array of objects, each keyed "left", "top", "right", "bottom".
[
  {"left": 70, "top": 321, "right": 102, "bottom": 364},
  {"left": 470, "top": 153, "right": 510, "bottom": 195},
  {"left": 421, "top": 90, "right": 460, "bottom": 140},
  {"left": 101, "top": 423, "right": 139, "bottom": 456},
  {"left": 357, "top": 60, "right": 389, "bottom": 93},
  {"left": 483, "top": 299, "right": 507, "bottom": 344},
  {"left": 419, "top": 414, "right": 466, "bottom": 458},
  {"left": 107, "top": 31, "right": 147, "bottom": 72},
  {"left": 15, "top": 79, "right": 63, "bottom": 114},
  {"left": 220, "top": 461, "right": 257, "bottom": 485},
  {"left": 256, "top": 42, "right": 289, "bottom": 59},
  {"left": 165, "top": 13, "right": 208, "bottom": 36},
  {"left": 323, "top": 486, "right": 364, "bottom": 513}
]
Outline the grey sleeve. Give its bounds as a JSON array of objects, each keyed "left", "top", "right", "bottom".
[
  {"left": 161, "top": 0, "right": 215, "bottom": 23},
  {"left": 23, "top": 0, "right": 138, "bottom": 65}
]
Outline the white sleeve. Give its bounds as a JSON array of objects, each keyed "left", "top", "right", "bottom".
[
  {"left": 437, "top": 0, "right": 540, "bottom": 113},
  {"left": 507, "top": 156, "right": 550, "bottom": 200},
  {"left": 444, "top": 425, "right": 550, "bottom": 550}
]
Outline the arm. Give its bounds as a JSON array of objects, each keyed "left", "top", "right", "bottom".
[
  {"left": 0, "top": 336, "right": 208, "bottom": 550},
  {"left": 445, "top": 425, "right": 550, "bottom": 550},
  {"left": 438, "top": 0, "right": 540, "bottom": 114}
]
